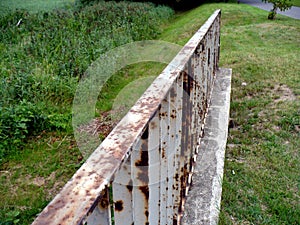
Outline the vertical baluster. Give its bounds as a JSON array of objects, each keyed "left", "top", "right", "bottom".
[
  {"left": 206, "top": 37, "right": 212, "bottom": 105},
  {"left": 189, "top": 55, "right": 198, "bottom": 186},
  {"left": 198, "top": 42, "right": 205, "bottom": 140},
  {"left": 186, "top": 59, "right": 194, "bottom": 195},
  {"left": 85, "top": 187, "right": 112, "bottom": 225},
  {"left": 215, "top": 16, "right": 221, "bottom": 73},
  {"left": 132, "top": 131, "right": 149, "bottom": 224},
  {"left": 167, "top": 89, "right": 176, "bottom": 224},
  {"left": 112, "top": 156, "right": 133, "bottom": 225},
  {"left": 207, "top": 29, "right": 215, "bottom": 103},
  {"left": 201, "top": 39, "right": 208, "bottom": 119},
  {"left": 159, "top": 98, "right": 169, "bottom": 225},
  {"left": 178, "top": 70, "right": 189, "bottom": 223},
  {"left": 173, "top": 74, "right": 183, "bottom": 225},
  {"left": 194, "top": 46, "right": 203, "bottom": 151},
  {"left": 149, "top": 111, "right": 161, "bottom": 225}
]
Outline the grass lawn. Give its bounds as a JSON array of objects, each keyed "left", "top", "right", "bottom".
[
  {"left": 0, "top": 1, "right": 299, "bottom": 224},
  {"left": 0, "top": 0, "right": 75, "bottom": 14},
  {"left": 290, "top": 0, "right": 300, "bottom": 7}
]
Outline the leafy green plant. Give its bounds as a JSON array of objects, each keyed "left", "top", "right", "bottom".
[
  {"left": 0, "top": 101, "right": 45, "bottom": 159},
  {"left": 262, "top": 0, "right": 292, "bottom": 19},
  {"left": 0, "top": 210, "right": 20, "bottom": 225}
]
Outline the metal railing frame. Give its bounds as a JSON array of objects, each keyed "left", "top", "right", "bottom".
[{"left": 33, "top": 9, "right": 221, "bottom": 225}]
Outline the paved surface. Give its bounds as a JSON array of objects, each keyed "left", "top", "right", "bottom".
[
  {"left": 239, "top": 0, "right": 300, "bottom": 19},
  {"left": 182, "top": 68, "right": 232, "bottom": 225}
]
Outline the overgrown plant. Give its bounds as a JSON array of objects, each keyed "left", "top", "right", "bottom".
[{"left": 262, "top": 0, "right": 292, "bottom": 19}]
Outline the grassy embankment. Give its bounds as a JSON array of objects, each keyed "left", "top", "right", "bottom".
[
  {"left": 0, "top": 1, "right": 173, "bottom": 223},
  {"left": 0, "top": 1, "right": 299, "bottom": 224}
]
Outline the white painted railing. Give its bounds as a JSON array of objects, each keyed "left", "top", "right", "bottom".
[{"left": 32, "top": 9, "right": 221, "bottom": 225}]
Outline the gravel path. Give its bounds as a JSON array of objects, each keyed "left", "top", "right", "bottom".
[{"left": 239, "top": 0, "right": 300, "bottom": 19}]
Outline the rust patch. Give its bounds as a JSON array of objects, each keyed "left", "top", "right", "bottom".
[
  {"left": 160, "top": 112, "right": 167, "bottom": 118},
  {"left": 100, "top": 198, "right": 109, "bottom": 209},
  {"left": 141, "top": 127, "right": 149, "bottom": 140},
  {"left": 137, "top": 171, "right": 149, "bottom": 184},
  {"left": 150, "top": 120, "right": 158, "bottom": 130},
  {"left": 114, "top": 200, "right": 124, "bottom": 212},
  {"left": 173, "top": 218, "right": 178, "bottom": 225},
  {"left": 99, "top": 190, "right": 109, "bottom": 209},
  {"left": 135, "top": 149, "right": 148, "bottom": 168},
  {"left": 139, "top": 185, "right": 149, "bottom": 200},
  {"left": 127, "top": 180, "right": 133, "bottom": 192},
  {"left": 162, "top": 147, "right": 166, "bottom": 159}
]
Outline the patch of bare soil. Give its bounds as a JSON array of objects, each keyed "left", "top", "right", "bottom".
[
  {"left": 32, "top": 176, "right": 46, "bottom": 186},
  {"left": 27, "top": 172, "right": 66, "bottom": 199},
  {"left": 273, "top": 84, "right": 296, "bottom": 103},
  {"left": 230, "top": 215, "right": 253, "bottom": 225},
  {"left": 48, "top": 180, "right": 66, "bottom": 199},
  {"left": 76, "top": 111, "right": 117, "bottom": 138},
  {"left": 20, "top": 171, "right": 56, "bottom": 188}
]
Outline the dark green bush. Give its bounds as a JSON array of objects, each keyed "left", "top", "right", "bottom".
[{"left": 0, "top": 102, "right": 46, "bottom": 160}]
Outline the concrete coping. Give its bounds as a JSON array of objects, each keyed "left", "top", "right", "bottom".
[{"left": 182, "top": 68, "right": 232, "bottom": 225}]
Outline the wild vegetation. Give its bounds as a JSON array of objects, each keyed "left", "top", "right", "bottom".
[
  {"left": 0, "top": 0, "right": 299, "bottom": 224},
  {"left": 0, "top": 1, "right": 173, "bottom": 163},
  {"left": 0, "top": 1, "right": 173, "bottom": 223}
]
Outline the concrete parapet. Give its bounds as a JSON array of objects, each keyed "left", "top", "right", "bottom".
[{"left": 182, "top": 68, "right": 232, "bottom": 225}]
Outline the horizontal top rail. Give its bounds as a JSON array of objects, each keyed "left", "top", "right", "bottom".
[{"left": 32, "top": 9, "right": 221, "bottom": 225}]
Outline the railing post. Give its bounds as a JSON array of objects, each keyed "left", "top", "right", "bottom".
[{"left": 148, "top": 111, "right": 160, "bottom": 224}]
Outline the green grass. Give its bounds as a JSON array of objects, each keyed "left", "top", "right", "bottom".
[
  {"left": 0, "top": 1, "right": 299, "bottom": 224},
  {"left": 0, "top": 132, "right": 83, "bottom": 224},
  {"left": 213, "top": 4, "right": 299, "bottom": 225},
  {"left": 290, "top": 0, "right": 300, "bottom": 7},
  {"left": 0, "top": 0, "right": 75, "bottom": 14}
]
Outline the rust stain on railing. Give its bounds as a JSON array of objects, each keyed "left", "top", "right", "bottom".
[{"left": 32, "top": 9, "right": 221, "bottom": 225}]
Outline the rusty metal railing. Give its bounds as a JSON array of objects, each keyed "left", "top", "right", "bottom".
[{"left": 32, "top": 9, "right": 221, "bottom": 225}]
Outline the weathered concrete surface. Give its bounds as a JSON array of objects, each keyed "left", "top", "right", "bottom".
[{"left": 182, "top": 68, "right": 232, "bottom": 225}]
